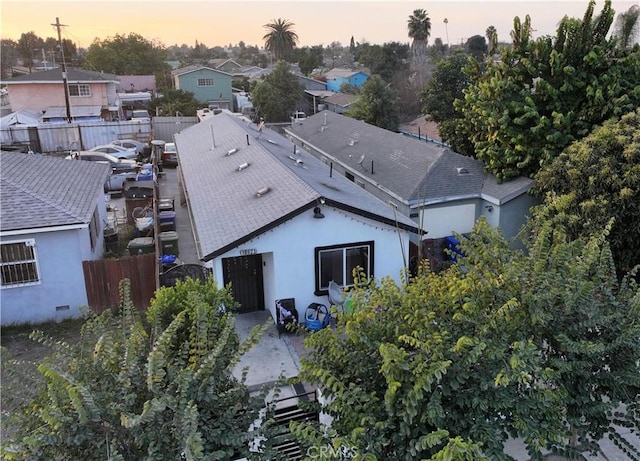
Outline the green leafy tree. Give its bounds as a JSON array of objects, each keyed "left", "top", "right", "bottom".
[
  {"left": 149, "top": 88, "right": 202, "bottom": 117},
  {"left": 83, "top": 32, "right": 169, "bottom": 76},
  {"left": 455, "top": 0, "right": 640, "bottom": 181},
  {"left": 293, "top": 218, "right": 640, "bottom": 460},
  {"left": 486, "top": 26, "right": 498, "bottom": 56},
  {"left": 419, "top": 50, "right": 474, "bottom": 155},
  {"left": 532, "top": 108, "right": 640, "bottom": 274},
  {"left": 1, "top": 278, "right": 277, "bottom": 461},
  {"left": 613, "top": 4, "right": 640, "bottom": 48},
  {"left": 262, "top": 18, "right": 299, "bottom": 62},
  {"left": 356, "top": 42, "right": 409, "bottom": 82},
  {"left": 251, "top": 60, "right": 304, "bottom": 122},
  {"left": 297, "top": 46, "right": 324, "bottom": 76},
  {"left": 345, "top": 74, "right": 399, "bottom": 131},
  {"left": 0, "top": 39, "right": 19, "bottom": 79},
  {"left": 464, "top": 35, "right": 487, "bottom": 61},
  {"left": 17, "top": 31, "right": 44, "bottom": 72},
  {"left": 408, "top": 8, "right": 431, "bottom": 67}
]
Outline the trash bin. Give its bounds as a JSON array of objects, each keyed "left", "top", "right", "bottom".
[
  {"left": 159, "top": 231, "right": 179, "bottom": 256},
  {"left": 158, "top": 197, "right": 175, "bottom": 212},
  {"left": 158, "top": 211, "right": 176, "bottom": 231},
  {"left": 127, "top": 237, "right": 155, "bottom": 256}
]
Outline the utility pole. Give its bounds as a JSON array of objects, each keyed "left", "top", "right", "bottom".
[{"left": 52, "top": 17, "right": 72, "bottom": 123}]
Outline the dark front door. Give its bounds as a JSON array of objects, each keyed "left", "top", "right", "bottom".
[{"left": 222, "top": 255, "right": 264, "bottom": 313}]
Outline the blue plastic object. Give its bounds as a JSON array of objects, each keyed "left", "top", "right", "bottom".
[{"left": 305, "top": 303, "right": 329, "bottom": 331}]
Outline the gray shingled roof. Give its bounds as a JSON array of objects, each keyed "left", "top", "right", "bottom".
[
  {"left": 174, "top": 112, "right": 421, "bottom": 261},
  {"left": 2, "top": 68, "right": 118, "bottom": 84},
  {"left": 0, "top": 153, "right": 110, "bottom": 232},
  {"left": 286, "top": 111, "right": 533, "bottom": 205}
]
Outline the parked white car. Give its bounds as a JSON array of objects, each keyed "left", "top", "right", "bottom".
[
  {"left": 111, "top": 139, "right": 148, "bottom": 155},
  {"left": 89, "top": 144, "right": 138, "bottom": 160}
]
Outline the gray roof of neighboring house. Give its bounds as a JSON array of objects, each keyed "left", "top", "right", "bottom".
[
  {"left": 323, "top": 68, "right": 368, "bottom": 79},
  {"left": 2, "top": 68, "right": 118, "bottom": 84},
  {"left": 174, "top": 111, "right": 421, "bottom": 261},
  {"left": 285, "top": 111, "right": 533, "bottom": 206},
  {"left": 323, "top": 92, "right": 356, "bottom": 107},
  {"left": 0, "top": 152, "right": 110, "bottom": 232},
  {"left": 171, "top": 65, "right": 233, "bottom": 78}
]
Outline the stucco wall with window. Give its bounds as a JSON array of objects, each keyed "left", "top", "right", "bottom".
[
  {"left": 6, "top": 82, "right": 113, "bottom": 113},
  {"left": 1, "top": 226, "right": 97, "bottom": 325},
  {"left": 209, "top": 204, "right": 413, "bottom": 323}
]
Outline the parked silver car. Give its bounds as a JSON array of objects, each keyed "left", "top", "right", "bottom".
[
  {"left": 89, "top": 144, "right": 138, "bottom": 160},
  {"left": 111, "top": 139, "right": 148, "bottom": 155},
  {"left": 104, "top": 170, "right": 137, "bottom": 192}
]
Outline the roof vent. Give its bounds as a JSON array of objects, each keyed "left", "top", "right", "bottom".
[
  {"left": 237, "top": 162, "right": 250, "bottom": 171},
  {"left": 226, "top": 148, "right": 239, "bottom": 156},
  {"left": 256, "top": 187, "right": 271, "bottom": 197},
  {"left": 457, "top": 167, "right": 469, "bottom": 175}
]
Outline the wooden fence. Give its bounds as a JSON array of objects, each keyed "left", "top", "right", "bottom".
[{"left": 83, "top": 254, "right": 158, "bottom": 313}]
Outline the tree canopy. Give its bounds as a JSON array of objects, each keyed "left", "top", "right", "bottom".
[
  {"left": 293, "top": 218, "right": 640, "bottom": 460},
  {"left": 532, "top": 108, "right": 640, "bottom": 275},
  {"left": 345, "top": 75, "right": 399, "bottom": 131},
  {"left": 251, "top": 60, "right": 304, "bottom": 122},
  {"left": 454, "top": 0, "right": 640, "bottom": 181},
  {"left": 1, "top": 278, "right": 279, "bottom": 461},
  {"left": 83, "top": 33, "right": 169, "bottom": 76}
]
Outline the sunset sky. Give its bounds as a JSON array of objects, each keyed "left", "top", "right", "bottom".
[{"left": 1, "top": 0, "right": 636, "bottom": 50}]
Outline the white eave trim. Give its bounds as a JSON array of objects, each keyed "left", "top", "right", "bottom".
[{"left": 1, "top": 223, "right": 88, "bottom": 237}]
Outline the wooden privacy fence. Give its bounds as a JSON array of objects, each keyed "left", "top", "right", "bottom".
[{"left": 83, "top": 254, "right": 158, "bottom": 313}]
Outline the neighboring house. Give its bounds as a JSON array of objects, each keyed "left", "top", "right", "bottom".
[
  {"left": 1, "top": 68, "right": 121, "bottom": 121},
  {"left": 174, "top": 110, "right": 422, "bottom": 323},
  {"left": 322, "top": 67, "right": 369, "bottom": 92},
  {"left": 0, "top": 153, "right": 111, "bottom": 325},
  {"left": 321, "top": 92, "right": 356, "bottom": 114},
  {"left": 285, "top": 111, "right": 538, "bottom": 259},
  {"left": 171, "top": 65, "right": 233, "bottom": 109}
]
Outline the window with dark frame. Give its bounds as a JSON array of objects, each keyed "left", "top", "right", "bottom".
[
  {"left": 68, "top": 83, "right": 91, "bottom": 97},
  {"left": 0, "top": 239, "right": 41, "bottom": 287},
  {"left": 197, "top": 78, "right": 214, "bottom": 87},
  {"left": 314, "top": 241, "right": 373, "bottom": 294}
]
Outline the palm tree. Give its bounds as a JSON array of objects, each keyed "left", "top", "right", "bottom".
[
  {"left": 407, "top": 9, "right": 431, "bottom": 67},
  {"left": 262, "top": 18, "right": 299, "bottom": 62}
]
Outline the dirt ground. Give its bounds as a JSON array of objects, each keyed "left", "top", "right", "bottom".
[{"left": 1, "top": 319, "right": 84, "bottom": 442}]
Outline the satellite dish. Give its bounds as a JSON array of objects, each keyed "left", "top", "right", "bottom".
[{"left": 357, "top": 153, "right": 366, "bottom": 165}]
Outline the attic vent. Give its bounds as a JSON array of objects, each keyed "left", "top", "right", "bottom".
[
  {"left": 226, "top": 148, "right": 239, "bottom": 156},
  {"left": 348, "top": 138, "right": 358, "bottom": 146},
  {"left": 320, "top": 125, "right": 327, "bottom": 132},
  {"left": 457, "top": 167, "right": 470, "bottom": 175},
  {"left": 256, "top": 187, "right": 271, "bottom": 197},
  {"left": 237, "top": 162, "right": 250, "bottom": 171}
]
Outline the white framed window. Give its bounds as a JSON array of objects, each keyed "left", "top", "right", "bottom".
[
  {"left": 315, "top": 241, "right": 373, "bottom": 294},
  {"left": 1, "top": 239, "right": 41, "bottom": 288},
  {"left": 197, "top": 78, "right": 214, "bottom": 87},
  {"left": 68, "top": 83, "right": 91, "bottom": 97}
]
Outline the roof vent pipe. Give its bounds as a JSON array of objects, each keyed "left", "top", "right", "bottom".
[
  {"left": 246, "top": 134, "right": 250, "bottom": 145},
  {"left": 256, "top": 187, "right": 271, "bottom": 197},
  {"left": 226, "top": 148, "right": 238, "bottom": 156}
]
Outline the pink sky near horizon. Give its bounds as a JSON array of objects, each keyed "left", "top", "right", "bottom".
[{"left": 1, "top": 0, "right": 637, "bottom": 50}]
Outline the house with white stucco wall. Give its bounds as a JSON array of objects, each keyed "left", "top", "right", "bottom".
[{"left": 173, "top": 111, "right": 422, "bottom": 323}]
